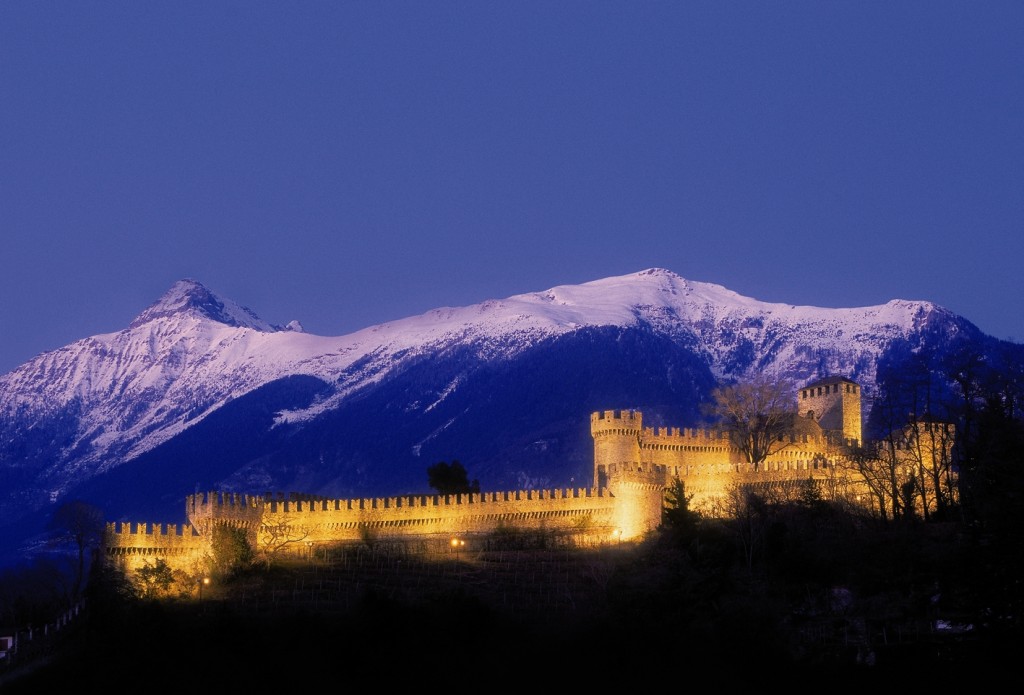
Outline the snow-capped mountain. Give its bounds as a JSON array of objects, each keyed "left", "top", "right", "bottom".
[{"left": 0, "top": 268, "right": 1015, "bottom": 564}]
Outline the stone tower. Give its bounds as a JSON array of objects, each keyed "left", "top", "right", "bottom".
[
  {"left": 590, "top": 409, "right": 643, "bottom": 490},
  {"left": 590, "top": 409, "right": 665, "bottom": 539},
  {"left": 797, "top": 376, "right": 862, "bottom": 445}
]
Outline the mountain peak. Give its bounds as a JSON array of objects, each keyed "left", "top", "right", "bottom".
[
  {"left": 636, "top": 267, "right": 681, "bottom": 279},
  {"left": 129, "top": 279, "right": 281, "bottom": 331}
]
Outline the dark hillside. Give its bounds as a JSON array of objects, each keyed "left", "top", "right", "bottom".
[{"left": 2, "top": 509, "right": 1019, "bottom": 690}]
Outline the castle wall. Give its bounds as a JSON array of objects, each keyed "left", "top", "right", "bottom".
[
  {"left": 104, "top": 522, "right": 206, "bottom": 575},
  {"left": 592, "top": 406, "right": 858, "bottom": 513},
  {"left": 656, "top": 456, "right": 847, "bottom": 514},
  {"left": 889, "top": 420, "right": 957, "bottom": 514},
  {"left": 602, "top": 462, "right": 673, "bottom": 537},
  {"left": 178, "top": 487, "right": 625, "bottom": 558},
  {"left": 186, "top": 491, "right": 266, "bottom": 533},
  {"left": 105, "top": 488, "right": 629, "bottom": 577},
  {"left": 639, "top": 425, "right": 743, "bottom": 467},
  {"left": 103, "top": 377, "right": 954, "bottom": 582}
]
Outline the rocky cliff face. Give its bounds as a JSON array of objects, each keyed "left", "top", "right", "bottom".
[{"left": 0, "top": 268, "right": 1014, "bottom": 564}]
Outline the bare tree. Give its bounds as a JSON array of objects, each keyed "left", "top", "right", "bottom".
[
  {"left": 257, "top": 516, "right": 310, "bottom": 566},
  {"left": 857, "top": 441, "right": 916, "bottom": 521},
  {"left": 865, "top": 350, "right": 960, "bottom": 521},
  {"left": 47, "top": 499, "right": 105, "bottom": 599},
  {"left": 839, "top": 444, "right": 902, "bottom": 521},
  {"left": 942, "top": 343, "right": 987, "bottom": 476},
  {"left": 704, "top": 374, "right": 797, "bottom": 470},
  {"left": 907, "top": 418, "right": 958, "bottom": 518},
  {"left": 841, "top": 413, "right": 956, "bottom": 522}
]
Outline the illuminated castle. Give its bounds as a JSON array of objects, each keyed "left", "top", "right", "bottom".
[
  {"left": 104, "top": 375, "right": 949, "bottom": 576},
  {"left": 592, "top": 376, "right": 864, "bottom": 517}
]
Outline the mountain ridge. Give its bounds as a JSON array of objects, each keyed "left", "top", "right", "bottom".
[
  {"left": 129, "top": 278, "right": 286, "bottom": 332},
  {"left": 0, "top": 267, "right": 1012, "bottom": 566},
  {"left": 0, "top": 267, "right": 977, "bottom": 473}
]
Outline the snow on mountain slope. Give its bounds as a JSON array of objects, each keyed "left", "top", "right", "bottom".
[
  {"left": 297, "top": 266, "right": 939, "bottom": 374},
  {"left": 0, "top": 268, "right": 951, "bottom": 495},
  {"left": 129, "top": 278, "right": 284, "bottom": 331}
]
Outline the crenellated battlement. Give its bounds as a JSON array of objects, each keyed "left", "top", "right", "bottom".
[
  {"left": 105, "top": 483, "right": 627, "bottom": 576},
  {"left": 104, "top": 521, "right": 205, "bottom": 563},
  {"left": 185, "top": 487, "right": 608, "bottom": 517},
  {"left": 590, "top": 409, "right": 643, "bottom": 434},
  {"left": 251, "top": 486, "right": 622, "bottom": 544},
  {"left": 643, "top": 426, "right": 726, "bottom": 441},
  {"left": 260, "top": 487, "right": 605, "bottom": 513},
  {"left": 186, "top": 490, "right": 265, "bottom": 513},
  {"left": 639, "top": 426, "right": 846, "bottom": 450},
  {"left": 605, "top": 461, "right": 670, "bottom": 486},
  {"left": 186, "top": 490, "right": 267, "bottom": 532},
  {"left": 105, "top": 521, "right": 200, "bottom": 538}
]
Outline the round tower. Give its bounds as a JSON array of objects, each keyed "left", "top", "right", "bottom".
[{"left": 590, "top": 409, "right": 643, "bottom": 490}]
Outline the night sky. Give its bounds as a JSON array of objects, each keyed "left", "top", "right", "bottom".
[{"left": 2, "top": 1, "right": 1021, "bottom": 375}]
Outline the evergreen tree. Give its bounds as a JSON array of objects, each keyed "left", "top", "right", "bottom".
[{"left": 427, "top": 460, "right": 480, "bottom": 494}]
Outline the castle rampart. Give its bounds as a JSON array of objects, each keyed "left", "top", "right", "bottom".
[
  {"left": 591, "top": 379, "right": 873, "bottom": 513},
  {"left": 104, "top": 522, "right": 206, "bottom": 571},
  {"left": 103, "top": 376, "right": 953, "bottom": 583},
  {"left": 252, "top": 486, "right": 621, "bottom": 547},
  {"left": 107, "top": 485, "right": 626, "bottom": 576}
]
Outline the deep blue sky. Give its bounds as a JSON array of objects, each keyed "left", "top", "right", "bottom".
[{"left": 2, "top": 2, "right": 1021, "bottom": 375}]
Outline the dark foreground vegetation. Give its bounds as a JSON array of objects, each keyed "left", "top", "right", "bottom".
[
  {"left": 4, "top": 354, "right": 1022, "bottom": 689},
  {"left": 2, "top": 497, "right": 1021, "bottom": 691}
]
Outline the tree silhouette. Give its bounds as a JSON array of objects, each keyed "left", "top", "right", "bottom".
[
  {"left": 703, "top": 374, "right": 797, "bottom": 469},
  {"left": 47, "top": 499, "right": 105, "bottom": 600},
  {"left": 427, "top": 460, "right": 480, "bottom": 495},
  {"left": 662, "top": 476, "right": 697, "bottom": 536}
]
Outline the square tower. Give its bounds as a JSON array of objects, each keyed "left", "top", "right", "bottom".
[{"left": 797, "top": 376, "right": 861, "bottom": 445}]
